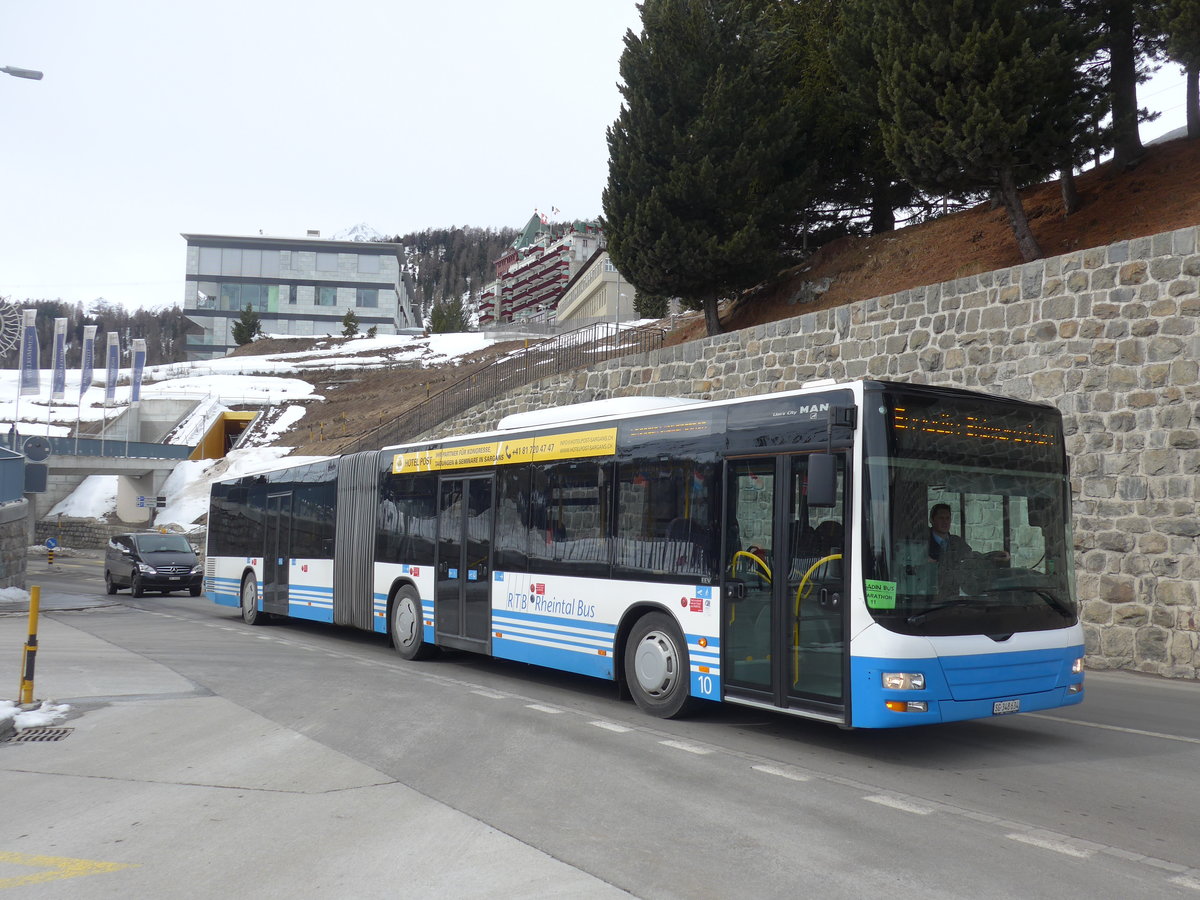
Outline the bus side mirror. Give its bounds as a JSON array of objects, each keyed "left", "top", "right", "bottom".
[{"left": 808, "top": 454, "right": 837, "bottom": 507}]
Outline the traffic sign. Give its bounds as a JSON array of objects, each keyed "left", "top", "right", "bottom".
[{"left": 45, "top": 537, "right": 58, "bottom": 549}]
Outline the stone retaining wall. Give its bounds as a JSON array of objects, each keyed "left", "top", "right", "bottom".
[
  {"left": 427, "top": 226, "right": 1200, "bottom": 679},
  {"left": 32, "top": 518, "right": 207, "bottom": 553}
]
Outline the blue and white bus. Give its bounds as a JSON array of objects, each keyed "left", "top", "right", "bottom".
[{"left": 206, "top": 379, "right": 1084, "bottom": 727}]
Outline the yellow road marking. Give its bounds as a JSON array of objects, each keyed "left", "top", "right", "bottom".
[{"left": 0, "top": 852, "right": 137, "bottom": 889}]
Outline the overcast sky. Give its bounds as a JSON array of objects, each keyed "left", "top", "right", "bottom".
[{"left": 0, "top": 1, "right": 1190, "bottom": 313}]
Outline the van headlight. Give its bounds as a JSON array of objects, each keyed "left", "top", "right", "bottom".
[
  {"left": 882, "top": 672, "right": 925, "bottom": 691},
  {"left": 137, "top": 562, "right": 157, "bottom": 574}
]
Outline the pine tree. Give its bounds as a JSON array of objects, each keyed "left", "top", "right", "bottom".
[
  {"left": 428, "top": 297, "right": 468, "bottom": 334},
  {"left": 231, "top": 304, "right": 262, "bottom": 346},
  {"left": 633, "top": 292, "right": 668, "bottom": 319},
  {"left": 1159, "top": 0, "right": 1200, "bottom": 136},
  {"left": 871, "top": 0, "right": 1093, "bottom": 261},
  {"left": 342, "top": 308, "right": 360, "bottom": 337},
  {"left": 603, "top": 0, "right": 819, "bottom": 335}
]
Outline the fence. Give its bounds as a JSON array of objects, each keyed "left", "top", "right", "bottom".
[
  {"left": 341, "top": 321, "right": 667, "bottom": 453},
  {"left": 6, "top": 432, "right": 195, "bottom": 460}
]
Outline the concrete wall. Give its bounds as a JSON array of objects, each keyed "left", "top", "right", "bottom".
[
  {"left": 0, "top": 500, "right": 29, "bottom": 590},
  {"left": 425, "top": 226, "right": 1200, "bottom": 680}
]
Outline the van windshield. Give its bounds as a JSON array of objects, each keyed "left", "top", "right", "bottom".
[{"left": 133, "top": 534, "right": 193, "bottom": 554}]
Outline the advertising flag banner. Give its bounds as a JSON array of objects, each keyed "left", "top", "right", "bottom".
[
  {"left": 104, "top": 332, "right": 120, "bottom": 405},
  {"left": 19, "top": 309, "right": 40, "bottom": 396},
  {"left": 130, "top": 339, "right": 147, "bottom": 407},
  {"left": 79, "top": 325, "right": 97, "bottom": 400},
  {"left": 51, "top": 317, "right": 68, "bottom": 400}
]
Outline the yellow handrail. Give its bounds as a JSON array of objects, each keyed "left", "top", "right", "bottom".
[{"left": 730, "top": 550, "right": 772, "bottom": 584}]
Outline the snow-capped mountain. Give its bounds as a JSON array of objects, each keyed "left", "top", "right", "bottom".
[{"left": 332, "top": 222, "right": 386, "bottom": 242}]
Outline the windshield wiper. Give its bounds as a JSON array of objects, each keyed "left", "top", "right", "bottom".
[
  {"left": 986, "top": 586, "right": 1074, "bottom": 618},
  {"left": 907, "top": 598, "right": 973, "bottom": 625}
]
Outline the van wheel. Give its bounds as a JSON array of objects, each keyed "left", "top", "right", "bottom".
[
  {"left": 131, "top": 573, "right": 145, "bottom": 598},
  {"left": 241, "top": 576, "right": 266, "bottom": 626},
  {"left": 391, "top": 585, "right": 436, "bottom": 660},
  {"left": 624, "top": 612, "right": 696, "bottom": 718},
  {"left": 104, "top": 572, "right": 118, "bottom": 595},
  {"left": 189, "top": 585, "right": 202, "bottom": 597}
]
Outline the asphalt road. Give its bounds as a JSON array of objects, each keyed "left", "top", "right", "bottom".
[{"left": 4, "top": 554, "right": 1200, "bottom": 898}]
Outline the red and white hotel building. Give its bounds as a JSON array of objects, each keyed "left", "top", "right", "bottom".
[{"left": 478, "top": 217, "right": 604, "bottom": 326}]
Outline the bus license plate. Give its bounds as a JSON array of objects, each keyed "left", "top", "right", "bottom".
[{"left": 993, "top": 699, "right": 1020, "bottom": 715}]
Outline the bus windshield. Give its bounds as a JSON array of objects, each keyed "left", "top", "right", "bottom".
[{"left": 862, "top": 388, "right": 1078, "bottom": 638}]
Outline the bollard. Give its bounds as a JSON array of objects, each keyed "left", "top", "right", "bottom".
[
  {"left": 19, "top": 586, "right": 40, "bottom": 705},
  {"left": 47, "top": 549, "right": 54, "bottom": 565}
]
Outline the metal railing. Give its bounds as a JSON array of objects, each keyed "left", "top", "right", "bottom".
[
  {"left": 342, "top": 321, "right": 666, "bottom": 453},
  {"left": 6, "top": 432, "right": 195, "bottom": 460}
]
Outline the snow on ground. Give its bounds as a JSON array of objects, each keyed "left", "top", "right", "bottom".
[
  {"left": 0, "top": 699, "right": 71, "bottom": 731},
  {"left": 5, "top": 331, "right": 495, "bottom": 529}
]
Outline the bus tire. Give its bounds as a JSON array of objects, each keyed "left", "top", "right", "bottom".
[
  {"left": 241, "top": 575, "right": 266, "bottom": 626},
  {"left": 624, "top": 612, "right": 695, "bottom": 718},
  {"left": 391, "top": 585, "right": 436, "bottom": 660}
]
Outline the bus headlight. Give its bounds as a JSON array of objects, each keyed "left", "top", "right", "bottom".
[
  {"left": 882, "top": 672, "right": 925, "bottom": 691},
  {"left": 1071, "top": 657, "right": 1084, "bottom": 674}
]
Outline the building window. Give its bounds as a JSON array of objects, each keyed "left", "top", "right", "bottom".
[
  {"left": 241, "top": 249, "right": 262, "bottom": 277},
  {"left": 358, "top": 254, "right": 380, "bottom": 274},
  {"left": 288, "top": 284, "right": 297, "bottom": 305},
  {"left": 198, "top": 247, "right": 221, "bottom": 275},
  {"left": 356, "top": 288, "right": 378, "bottom": 308},
  {"left": 316, "top": 252, "right": 338, "bottom": 272},
  {"left": 317, "top": 286, "right": 337, "bottom": 306},
  {"left": 196, "top": 281, "right": 219, "bottom": 309},
  {"left": 221, "top": 248, "right": 242, "bottom": 275},
  {"left": 218, "top": 283, "right": 277, "bottom": 312}
]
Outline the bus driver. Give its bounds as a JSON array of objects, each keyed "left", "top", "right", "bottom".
[{"left": 928, "top": 503, "right": 1010, "bottom": 566}]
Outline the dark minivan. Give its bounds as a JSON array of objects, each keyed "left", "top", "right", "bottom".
[{"left": 104, "top": 532, "right": 204, "bottom": 597}]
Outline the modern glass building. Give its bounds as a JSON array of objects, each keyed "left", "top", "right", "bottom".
[{"left": 181, "top": 232, "right": 416, "bottom": 360}]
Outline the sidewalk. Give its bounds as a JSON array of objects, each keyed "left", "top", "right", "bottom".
[{"left": 0, "top": 592, "right": 627, "bottom": 897}]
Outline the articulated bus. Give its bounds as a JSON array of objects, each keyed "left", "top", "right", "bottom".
[{"left": 206, "top": 379, "right": 1084, "bottom": 727}]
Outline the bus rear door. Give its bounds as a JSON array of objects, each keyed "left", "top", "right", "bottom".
[
  {"left": 263, "top": 491, "right": 292, "bottom": 617},
  {"left": 435, "top": 475, "right": 494, "bottom": 652},
  {"left": 722, "top": 454, "right": 848, "bottom": 722}
]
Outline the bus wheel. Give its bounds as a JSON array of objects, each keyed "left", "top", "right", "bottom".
[
  {"left": 241, "top": 575, "right": 266, "bottom": 626},
  {"left": 624, "top": 612, "right": 695, "bottom": 718},
  {"left": 391, "top": 585, "right": 436, "bottom": 660}
]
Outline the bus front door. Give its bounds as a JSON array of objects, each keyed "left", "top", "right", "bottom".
[
  {"left": 435, "top": 476, "right": 494, "bottom": 652},
  {"left": 723, "top": 455, "right": 847, "bottom": 721},
  {"left": 263, "top": 492, "right": 292, "bottom": 617}
]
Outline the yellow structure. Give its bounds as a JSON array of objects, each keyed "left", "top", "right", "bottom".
[{"left": 189, "top": 411, "right": 257, "bottom": 460}]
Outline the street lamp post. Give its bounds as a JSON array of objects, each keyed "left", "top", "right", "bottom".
[{"left": 2, "top": 65, "right": 44, "bottom": 81}]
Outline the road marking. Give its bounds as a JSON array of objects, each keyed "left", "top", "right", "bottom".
[
  {"left": 0, "top": 852, "right": 137, "bottom": 889},
  {"left": 1024, "top": 713, "right": 1200, "bottom": 745},
  {"left": 1006, "top": 833, "right": 1093, "bottom": 858},
  {"left": 526, "top": 704, "right": 563, "bottom": 714},
  {"left": 659, "top": 739, "right": 711, "bottom": 755},
  {"left": 751, "top": 764, "right": 810, "bottom": 782},
  {"left": 590, "top": 721, "right": 632, "bottom": 733},
  {"left": 471, "top": 689, "right": 508, "bottom": 700},
  {"left": 864, "top": 794, "right": 932, "bottom": 815},
  {"left": 1169, "top": 875, "right": 1200, "bottom": 892}
]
